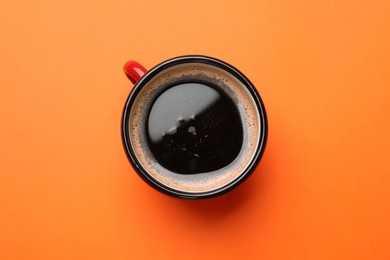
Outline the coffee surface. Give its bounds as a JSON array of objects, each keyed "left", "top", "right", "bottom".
[
  {"left": 127, "top": 63, "right": 261, "bottom": 192},
  {"left": 146, "top": 82, "right": 243, "bottom": 174}
]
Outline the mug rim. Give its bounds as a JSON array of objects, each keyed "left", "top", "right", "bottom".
[{"left": 121, "top": 55, "right": 268, "bottom": 199}]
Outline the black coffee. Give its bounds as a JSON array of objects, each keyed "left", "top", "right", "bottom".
[
  {"left": 146, "top": 82, "right": 243, "bottom": 174},
  {"left": 124, "top": 60, "right": 264, "bottom": 195}
]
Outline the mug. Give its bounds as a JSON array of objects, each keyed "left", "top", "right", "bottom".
[{"left": 121, "top": 55, "right": 267, "bottom": 199}]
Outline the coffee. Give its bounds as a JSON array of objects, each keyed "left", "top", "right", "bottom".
[
  {"left": 146, "top": 82, "right": 243, "bottom": 174},
  {"left": 125, "top": 61, "right": 263, "bottom": 194}
]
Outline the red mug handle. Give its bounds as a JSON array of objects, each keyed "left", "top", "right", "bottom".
[{"left": 123, "top": 60, "right": 147, "bottom": 85}]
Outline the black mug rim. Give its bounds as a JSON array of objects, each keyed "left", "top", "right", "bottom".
[{"left": 121, "top": 55, "right": 268, "bottom": 199}]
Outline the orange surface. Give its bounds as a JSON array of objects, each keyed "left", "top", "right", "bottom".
[{"left": 1, "top": 0, "right": 389, "bottom": 259}]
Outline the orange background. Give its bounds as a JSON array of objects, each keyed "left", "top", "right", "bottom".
[{"left": 1, "top": 0, "right": 389, "bottom": 259}]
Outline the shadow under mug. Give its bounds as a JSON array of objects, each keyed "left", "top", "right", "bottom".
[{"left": 121, "top": 55, "right": 267, "bottom": 199}]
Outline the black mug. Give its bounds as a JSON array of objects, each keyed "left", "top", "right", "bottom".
[{"left": 121, "top": 55, "right": 267, "bottom": 199}]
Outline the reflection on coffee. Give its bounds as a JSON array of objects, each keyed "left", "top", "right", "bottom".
[{"left": 146, "top": 82, "right": 243, "bottom": 174}]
